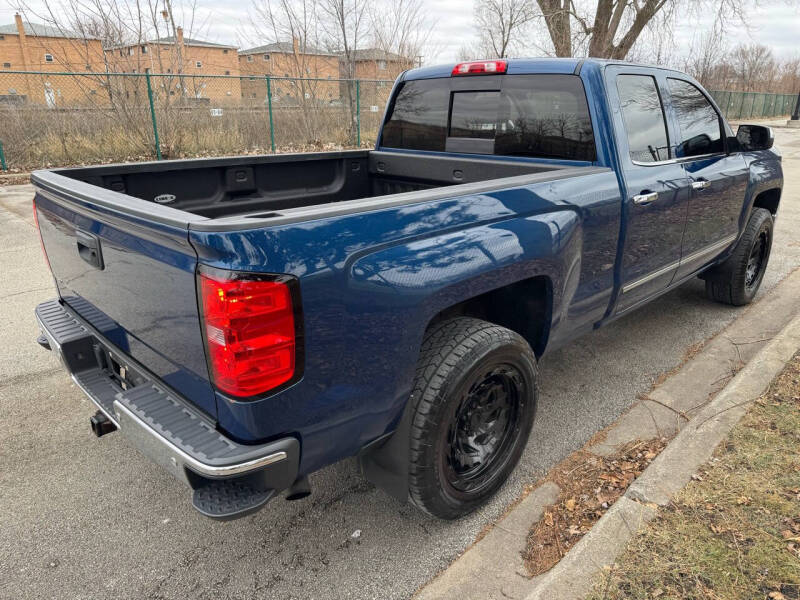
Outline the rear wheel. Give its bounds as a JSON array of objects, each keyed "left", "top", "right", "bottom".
[
  {"left": 407, "top": 318, "right": 537, "bottom": 519},
  {"left": 704, "top": 207, "right": 773, "bottom": 306}
]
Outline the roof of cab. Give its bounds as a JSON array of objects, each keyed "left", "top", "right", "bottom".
[{"left": 402, "top": 57, "right": 677, "bottom": 81}]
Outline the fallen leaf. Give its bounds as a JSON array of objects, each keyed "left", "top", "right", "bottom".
[
  {"left": 736, "top": 496, "right": 752, "bottom": 506},
  {"left": 567, "top": 525, "right": 581, "bottom": 537},
  {"left": 564, "top": 498, "right": 577, "bottom": 512},
  {"left": 768, "top": 592, "right": 786, "bottom": 600}
]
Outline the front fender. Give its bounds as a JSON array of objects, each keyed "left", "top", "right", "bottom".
[{"left": 740, "top": 150, "right": 783, "bottom": 228}]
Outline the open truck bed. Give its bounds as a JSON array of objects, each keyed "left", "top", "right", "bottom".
[{"left": 38, "top": 149, "right": 589, "bottom": 225}]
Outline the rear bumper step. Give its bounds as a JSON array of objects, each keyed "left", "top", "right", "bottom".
[{"left": 35, "top": 299, "right": 300, "bottom": 520}]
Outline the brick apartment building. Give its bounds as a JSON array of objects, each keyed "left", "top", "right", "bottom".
[
  {"left": 339, "top": 49, "right": 410, "bottom": 108},
  {"left": 1, "top": 17, "right": 414, "bottom": 110},
  {"left": 346, "top": 49, "right": 411, "bottom": 81},
  {"left": 0, "top": 14, "right": 105, "bottom": 105},
  {"left": 106, "top": 27, "right": 240, "bottom": 104},
  {"left": 239, "top": 40, "right": 338, "bottom": 104}
]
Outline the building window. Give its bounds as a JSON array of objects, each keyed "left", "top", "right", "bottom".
[
  {"left": 145, "top": 67, "right": 151, "bottom": 74},
  {"left": 141, "top": 45, "right": 148, "bottom": 54},
  {"left": 0, "top": 35, "right": 5, "bottom": 40},
  {"left": 85, "top": 64, "right": 91, "bottom": 70},
  {"left": 166, "top": 68, "right": 172, "bottom": 74},
  {"left": 195, "top": 61, "right": 202, "bottom": 68},
  {"left": 223, "top": 49, "right": 228, "bottom": 54},
  {"left": 131, "top": 68, "right": 137, "bottom": 73},
  {"left": 225, "top": 70, "right": 230, "bottom": 75},
  {"left": 247, "top": 55, "right": 253, "bottom": 62},
  {"left": 3, "top": 62, "right": 10, "bottom": 69},
  {"left": 263, "top": 54, "right": 270, "bottom": 61},
  {"left": 127, "top": 47, "right": 133, "bottom": 56},
  {"left": 377, "top": 60, "right": 387, "bottom": 70},
  {"left": 44, "top": 54, "right": 54, "bottom": 63}
]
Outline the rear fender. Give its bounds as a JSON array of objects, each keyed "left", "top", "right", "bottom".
[{"left": 354, "top": 210, "right": 581, "bottom": 499}]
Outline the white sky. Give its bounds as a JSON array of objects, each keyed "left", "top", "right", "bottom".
[{"left": 1, "top": 0, "right": 799, "bottom": 65}]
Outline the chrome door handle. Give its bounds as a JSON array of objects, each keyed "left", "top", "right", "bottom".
[
  {"left": 691, "top": 179, "right": 711, "bottom": 190},
  {"left": 633, "top": 191, "right": 658, "bottom": 205}
]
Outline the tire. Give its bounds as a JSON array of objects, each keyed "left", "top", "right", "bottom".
[
  {"left": 408, "top": 317, "right": 538, "bottom": 519},
  {"left": 704, "top": 207, "right": 773, "bottom": 306}
]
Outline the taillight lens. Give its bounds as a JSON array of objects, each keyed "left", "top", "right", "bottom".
[
  {"left": 199, "top": 269, "right": 301, "bottom": 398},
  {"left": 32, "top": 198, "right": 52, "bottom": 273},
  {"left": 451, "top": 60, "right": 508, "bottom": 76}
]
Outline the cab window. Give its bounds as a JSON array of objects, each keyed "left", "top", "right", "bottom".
[
  {"left": 616, "top": 74, "right": 670, "bottom": 163},
  {"left": 667, "top": 78, "right": 724, "bottom": 158}
]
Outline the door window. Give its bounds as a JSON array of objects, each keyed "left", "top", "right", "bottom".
[
  {"left": 616, "top": 74, "right": 670, "bottom": 163},
  {"left": 667, "top": 78, "right": 724, "bottom": 158}
]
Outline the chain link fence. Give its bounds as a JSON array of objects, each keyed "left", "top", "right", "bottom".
[
  {"left": 0, "top": 70, "right": 393, "bottom": 170},
  {"left": 710, "top": 90, "right": 798, "bottom": 121},
  {"left": 0, "top": 71, "right": 796, "bottom": 172}
]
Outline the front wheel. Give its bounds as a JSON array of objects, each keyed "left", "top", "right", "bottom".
[
  {"left": 407, "top": 318, "right": 538, "bottom": 519},
  {"left": 704, "top": 207, "right": 774, "bottom": 306}
]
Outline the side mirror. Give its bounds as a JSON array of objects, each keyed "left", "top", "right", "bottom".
[{"left": 736, "top": 124, "right": 774, "bottom": 151}]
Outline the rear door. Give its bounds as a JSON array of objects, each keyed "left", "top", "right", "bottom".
[
  {"left": 33, "top": 178, "right": 217, "bottom": 417},
  {"left": 664, "top": 77, "right": 749, "bottom": 279},
  {"left": 606, "top": 68, "right": 691, "bottom": 313}
]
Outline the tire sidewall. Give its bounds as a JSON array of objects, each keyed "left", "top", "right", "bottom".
[
  {"left": 424, "top": 335, "right": 537, "bottom": 516},
  {"left": 741, "top": 211, "right": 773, "bottom": 302}
]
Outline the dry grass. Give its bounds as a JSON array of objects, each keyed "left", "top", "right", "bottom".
[
  {"left": 1, "top": 104, "right": 382, "bottom": 170},
  {"left": 588, "top": 352, "right": 800, "bottom": 600}
]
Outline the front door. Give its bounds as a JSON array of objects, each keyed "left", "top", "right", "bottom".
[
  {"left": 664, "top": 77, "right": 749, "bottom": 279},
  {"left": 607, "top": 69, "right": 691, "bottom": 313}
]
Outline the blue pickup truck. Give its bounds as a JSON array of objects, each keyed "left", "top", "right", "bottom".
[{"left": 32, "top": 58, "right": 782, "bottom": 520}]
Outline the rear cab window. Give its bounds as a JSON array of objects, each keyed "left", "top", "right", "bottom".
[{"left": 380, "top": 74, "right": 596, "bottom": 162}]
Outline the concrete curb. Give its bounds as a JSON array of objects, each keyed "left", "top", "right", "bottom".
[
  {"left": 524, "top": 312, "right": 800, "bottom": 600},
  {"left": 416, "top": 482, "right": 560, "bottom": 600}
]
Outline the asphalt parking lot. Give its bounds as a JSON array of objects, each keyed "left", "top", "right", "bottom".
[{"left": 1, "top": 126, "right": 799, "bottom": 600}]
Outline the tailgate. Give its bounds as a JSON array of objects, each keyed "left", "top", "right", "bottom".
[{"left": 32, "top": 174, "right": 216, "bottom": 418}]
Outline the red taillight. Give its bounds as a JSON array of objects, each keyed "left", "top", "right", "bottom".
[
  {"left": 199, "top": 269, "right": 300, "bottom": 398},
  {"left": 32, "top": 198, "right": 52, "bottom": 273},
  {"left": 451, "top": 60, "right": 507, "bottom": 76}
]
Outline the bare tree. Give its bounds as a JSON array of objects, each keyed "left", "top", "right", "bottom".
[
  {"left": 683, "top": 27, "right": 728, "bottom": 87},
  {"left": 369, "top": 0, "right": 432, "bottom": 68},
  {"left": 249, "top": 0, "right": 335, "bottom": 143},
  {"left": 728, "top": 43, "right": 777, "bottom": 92},
  {"left": 530, "top": 0, "right": 752, "bottom": 60},
  {"left": 318, "top": 0, "right": 368, "bottom": 143},
  {"left": 473, "top": 0, "right": 536, "bottom": 58}
]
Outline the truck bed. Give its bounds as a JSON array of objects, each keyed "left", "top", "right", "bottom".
[{"left": 47, "top": 150, "right": 580, "bottom": 220}]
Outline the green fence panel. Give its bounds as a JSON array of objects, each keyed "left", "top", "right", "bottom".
[
  {"left": 711, "top": 90, "right": 798, "bottom": 120},
  {"left": 0, "top": 70, "right": 795, "bottom": 171}
]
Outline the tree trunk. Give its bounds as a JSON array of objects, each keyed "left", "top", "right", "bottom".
[{"left": 536, "top": 0, "right": 571, "bottom": 57}]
